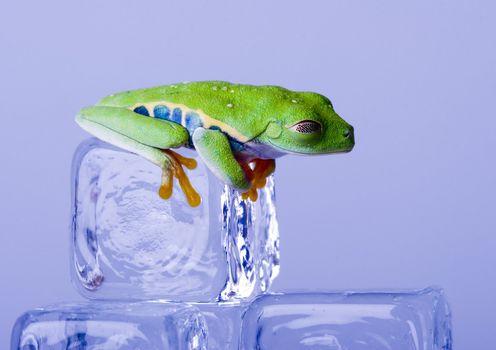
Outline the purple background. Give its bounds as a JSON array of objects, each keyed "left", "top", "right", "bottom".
[{"left": 1, "top": 1, "right": 494, "bottom": 347}]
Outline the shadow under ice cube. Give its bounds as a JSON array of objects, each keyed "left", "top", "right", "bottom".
[
  {"left": 240, "top": 287, "right": 452, "bottom": 350},
  {"left": 11, "top": 302, "right": 207, "bottom": 350},
  {"left": 71, "top": 139, "right": 280, "bottom": 302}
]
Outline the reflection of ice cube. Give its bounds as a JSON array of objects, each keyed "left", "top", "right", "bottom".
[
  {"left": 240, "top": 287, "right": 452, "bottom": 350},
  {"left": 11, "top": 302, "right": 207, "bottom": 350},
  {"left": 71, "top": 139, "right": 280, "bottom": 302}
]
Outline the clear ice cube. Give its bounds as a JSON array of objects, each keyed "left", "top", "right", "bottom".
[
  {"left": 11, "top": 302, "right": 207, "bottom": 350},
  {"left": 71, "top": 139, "right": 280, "bottom": 302},
  {"left": 240, "top": 287, "right": 452, "bottom": 350},
  {"left": 194, "top": 302, "right": 244, "bottom": 350}
]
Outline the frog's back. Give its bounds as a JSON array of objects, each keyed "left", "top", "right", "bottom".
[{"left": 97, "top": 81, "right": 298, "bottom": 140}]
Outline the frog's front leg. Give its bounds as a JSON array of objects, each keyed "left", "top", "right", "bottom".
[
  {"left": 192, "top": 128, "right": 251, "bottom": 191},
  {"left": 76, "top": 106, "right": 201, "bottom": 206},
  {"left": 240, "top": 158, "right": 276, "bottom": 201},
  {"left": 192, "top": 128, "right": 275, "bottom": 202}
]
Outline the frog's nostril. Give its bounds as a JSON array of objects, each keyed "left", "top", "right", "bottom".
[{"left": 343, "top": 128, "right": 352, "bottom": 139}]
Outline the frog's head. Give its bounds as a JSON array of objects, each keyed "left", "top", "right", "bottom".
[{"left": 259, "top": 91, "right": 355, "bottom": 155}]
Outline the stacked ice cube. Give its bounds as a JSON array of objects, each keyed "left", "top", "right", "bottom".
[
  {"left": 11, "top": 139, "right": 453, "bottom": 349},
  {"left": 70, "top": 139, "right": 280, "bottom": 302}
]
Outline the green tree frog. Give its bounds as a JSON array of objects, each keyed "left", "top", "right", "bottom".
[{"left": 76, "top": 81, "right": 354, "bottom": 207}]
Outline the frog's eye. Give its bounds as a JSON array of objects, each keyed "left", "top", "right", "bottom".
[{"left": 290, "top": 120, "right": 322, "bottom": 134}]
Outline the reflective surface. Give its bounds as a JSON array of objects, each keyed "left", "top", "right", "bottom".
[
  {"left": 71, "top": 139, "right": 279, "bottom": 301},
  {"left": 240, "top": 288, "right": 452, "bottom": 350},
  {"left": 11, "top": 302, "right": 207, "bottom": 350}
]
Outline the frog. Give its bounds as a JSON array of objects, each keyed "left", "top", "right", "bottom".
[{"left": 76, "top": 81, "right": 355, "bottom": 207}]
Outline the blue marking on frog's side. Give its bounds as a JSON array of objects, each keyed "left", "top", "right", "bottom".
[
  {"left": 132, "top": 105, "right": 246, "bottom": 154},
  {"left": 228, "top": 136, "right": 245, "bottom": 153},
  {"left": 133, "top": 106, "right": 149, "bottom": 116},
  {"left": 206, "top": 125, "right": 244, "bottom": 153},
  {"left": 185, "top": 112, "right": 203, "bottom": 133},
  {"left": 171, "top": 108, "right": 182, "bottom": 124},
  {"left": 153, "top": 105, "right": 170, "bottom": 120},
  {"left": 209, "top": 125, "right": 222, "bottom": 132}
]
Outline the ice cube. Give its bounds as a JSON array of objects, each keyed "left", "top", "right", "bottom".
[
  {"left": 11, "top": 302, "right": 207, "bottom": 350},
  {"left": 71, "top": 139, "right": 280, "bottom": 302},
  {"left": 11, "top": 289, "right": 452, "bottom": 350},
  {"left": 195, "top": 302, "right": 245, "bottom": 350},
  {"left": 240, "top": 287, "right": 452, "bottom": 350}
]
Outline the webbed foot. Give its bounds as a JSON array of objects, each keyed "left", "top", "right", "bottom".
[
  {"left": 241, "top": 159, "right": 276, "bottom": 202},
  {"left": 158, "top": 149, "right": 201, "bottom": 207}
]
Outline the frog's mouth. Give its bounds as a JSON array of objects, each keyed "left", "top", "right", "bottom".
[{"left": 267, "top": 140, "right": 354, "bottom": 155}]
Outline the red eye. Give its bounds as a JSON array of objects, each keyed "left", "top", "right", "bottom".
[{"left": 290, "top": 120, "right": 322, "bottom": 134}]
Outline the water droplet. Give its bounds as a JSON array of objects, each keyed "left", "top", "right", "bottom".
[
  {"left": 291, "top": 99, "right": 298, "bottom": 103},
  {"left": 227, "top": 103, "right": 233, "bottom": 108}
]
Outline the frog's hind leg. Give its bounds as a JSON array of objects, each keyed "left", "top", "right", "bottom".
[
  {"left": 76, "top": 106, "right": 201, "bottom": 207},
  {"left": 77, "top": 106, "right": 189, "bottom": 149}
]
